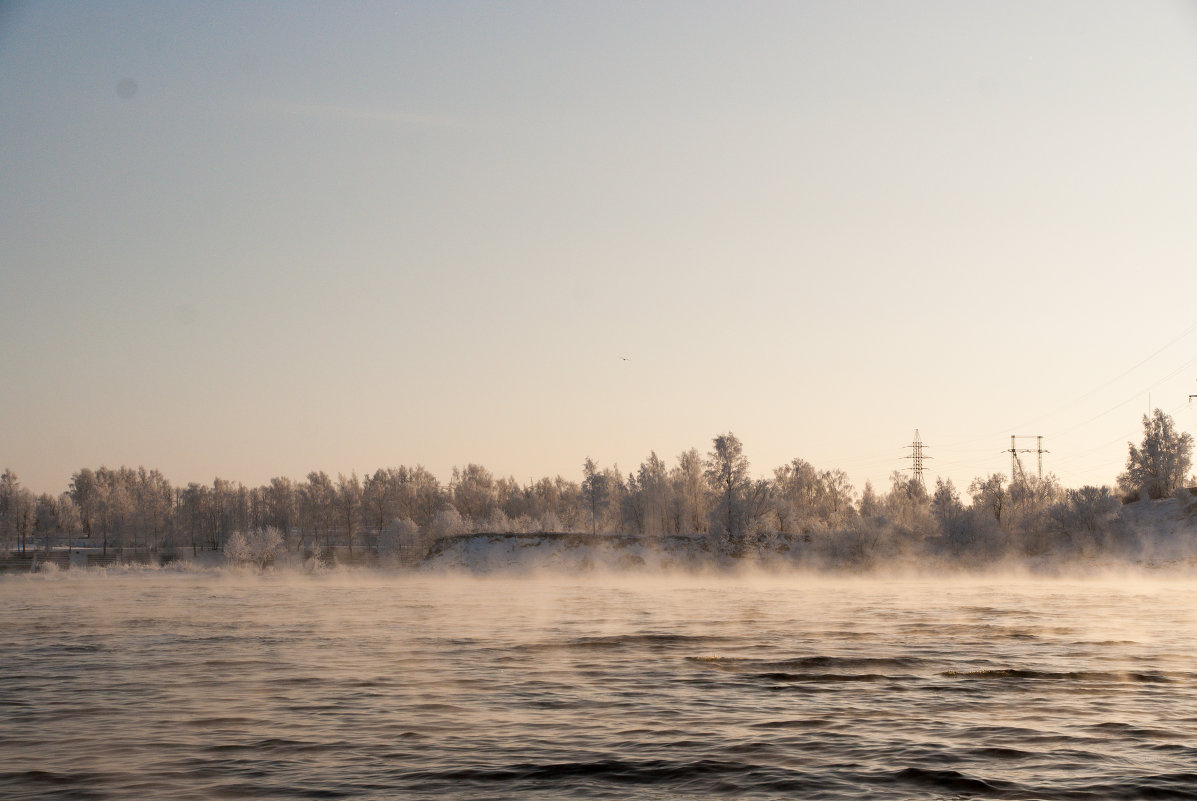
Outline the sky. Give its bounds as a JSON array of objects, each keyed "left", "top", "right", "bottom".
[{"left": 2, "top": 1, "right": 1196, "bottom": 497}]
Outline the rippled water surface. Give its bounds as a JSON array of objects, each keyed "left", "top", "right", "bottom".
[{"left": 4, "top": 571, "right": 1197, "bottom": 800}]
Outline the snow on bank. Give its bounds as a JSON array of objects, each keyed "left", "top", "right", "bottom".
[
  {"left": 421, "top": 498, "right": 1197, "bottom": 575},
  {"left": 420, "top": 533, "right": 731, "bottom": 573},
  {"left": 5, "top": 497, "right": 1192, "bottom": 579}
]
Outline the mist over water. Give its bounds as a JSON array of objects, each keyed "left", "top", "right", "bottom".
[{"left": 4, "top": 571, "right": 1197, "bottom": 800}]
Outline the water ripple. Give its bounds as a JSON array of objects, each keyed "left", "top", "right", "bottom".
[{"left": 3, "top": 574, "right": 1197, "bottom": 800}]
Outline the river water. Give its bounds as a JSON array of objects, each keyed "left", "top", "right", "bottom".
[{"left": 3, "top": 570, "right": 1197, "bottom": 800}]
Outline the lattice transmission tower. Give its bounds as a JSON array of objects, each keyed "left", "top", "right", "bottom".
[
  {"left": 1007, "top": 435, "right": 1048, "bottom": 482},
  {"left": 904, "top": 429, "right": 930, "bottom": 488}
]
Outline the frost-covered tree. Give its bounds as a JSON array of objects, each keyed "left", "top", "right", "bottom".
[
  {"left": 451, "top": 464, "right": 498, "bottom": 523},
  {"left": 820, "top": 469, "right": 856, "bottom": 523},
  {"left": 739, "top": 478, "right": 774, "bottom": 539},
  {"left": 931, "top": 478, "right": 965, "bottom": 530},
  {"left": 362, "top": 469, "right": 396, "bottom": 540},
  {"left": 670, "top": 449, "right": 709, "bottom": 534},
  {"left": 638, "top": 452, "right": 670, "bottom": 535},
  {"left": 210, "top": 477, "right": 241, "bottom": 550},
  {"left": 495, "top": 477, "right": 529, "bottom": 520},
  {"left": 177, "top": 482, "right": 209, "bottom": 555},
  {"left": 224, "top": 530, "right": 250, "bottom": 563},
  {"left": 378, "top": 517, "right": 422, "bottom": 564},
  {"left": 428, "top": 507, "right": 467, "bottom": 540},
  {"left": 225, "top": 526, "right": 284, "bottom": 569},
  {"left": 301, "top": 471, "right": 337, "bottom": 550},
  {"left": 391, "top": 465, "right": 444, "bottom": 527},
  {"left": 91, "top": 468, "right": 132, "bottom": 554},
  {"left": 34, "top": 493, "right": 58, "bottom": 551},
  {"left": 0, "top": 469, "right": 21, "bottom": 551},
  {"left": 56, "top": 493, "right": 81, "bottom": 551},
  {"left": 265, "top": 477, "right": 298, "bottom": 548},
  {"left": 1007, "top": 473, "right": 1061, "bottom": 551},
  {"left": 775, "top": 458, "right": 819, "bottom": 509},
  {"left": 858, "top": 480, "right": 881, "bottom": 519},
  {"left": 929, "top": 477, "right": 991, "bottom": 557},
  {"left": 884, "top": 471, "right": 930, "bottom": 533},
  {"left": 482, "top": 509, "right": 513, "bottom": 533},
  {"left": 581, "top": 458, "right": 611, "bottom": 535},
  {"left": 526, "top": 476, "right": 580, "bottom": 532},
  {"left": 705, "top": 432, "right": 751, "bottom": 544},
  {"left": 129, "top": 468, "right": 173, "bottom": 552},
  {"left": 773, "top": 458, "right": 820, "bottom": 529},
  {"left": 1049, "top": 486, "right": 1121, "bottom": 551},
  {"left": 773, "top": 459, "right": 856, "bottom": 530},
  {"left": 1118, "top": 409, "right": 1194, "bottom": 501},
  {"left": 969, "top": 474, "right": 1007, "bottom": 527},
  {"left": 69, "top": 468, "right": 106, "bottom": 551},
  {"left": 0, "top": 475, "right": 35, "bottom": 555},
  {"left": 335, "top": 472, "right": 363, "bottom": 552}
]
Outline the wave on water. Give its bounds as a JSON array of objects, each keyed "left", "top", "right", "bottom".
[
  {"left": 402, "top": 758, "right": 842, "bottom": 795},
  {"left": 6, "top": 574, "right": 1197, "bottom": 800},
  {"left": 513, "top": 633, "right": 738, "bottom": 654},
  {"left": 687, "top": 654, "right": 927, "bottom": 671},
  {"left": 940, "top": 668, "right": 1181, "bottom": 683}
]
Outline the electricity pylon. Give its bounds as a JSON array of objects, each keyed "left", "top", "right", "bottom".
[
  {"left": 1007, "top": 435, "right": 1048, "bottom": 482},
  {"left": 904, "top": 429, "right": 930, "bottom": 488}
]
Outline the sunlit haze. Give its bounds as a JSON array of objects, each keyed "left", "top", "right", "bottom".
[{"left": 3, "top": 1, "right": 1196, "bottom": 494}]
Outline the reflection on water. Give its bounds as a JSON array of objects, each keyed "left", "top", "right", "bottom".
[{"left": 3, "top": 572, "right": 1197, "bottom": 800}]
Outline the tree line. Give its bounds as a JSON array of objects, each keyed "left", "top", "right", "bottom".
[{"left": 1, "top": 410, "right": 1192, "bottom": 564}]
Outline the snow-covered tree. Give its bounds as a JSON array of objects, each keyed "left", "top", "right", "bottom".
[
  {"left": 705, "top": 432, "right": 751, "bottom": 545},
  {"left": 265, "top": 476, "right": 298, "bottom": 548},
  {"left": 428, "top": 506, "right": 467, "bottom": 540},
  {"left": 581, "top": 458, "right": 611, "bottom": 535},
  {"left": 625, "top": 451, "right": 670, "bottom": 536},
  {"left": 1049, "top": 486, "right": 1120, "bottom": 548},
  {"left": 0, "top": 469, "right": 21, "bottom": 551},
  {"left": 858, "top": 480, "right": 881, "bottom": 519},
  {"left": 335, "top": 472, "right": 362, "bottom": 551},
  {"left": 225, "top": 526, "right": 284, "bottom": 569},
  {"left": 931, "top": 478, "right": 965, "bottom": 529},
  {"left": 301, "top": 471, "right": 337, "bottom": 550},
  {"left": 1118, "top": 409, "right": 1194, "bottom": 501},
  {"left": 451, "top": 464, "right": 498, "bottom": 522},
  {"left": 969, "top": 473, "right": 1007, "bottom": 526},
  {"left": 378, "top": 517, "right": 422, "bottom": 564},
  {"left": 669, "top": 448, "right": 709, "bottom": 534},
  {"left": 1, "top": 473, "right": 35, "bottom": 555}
]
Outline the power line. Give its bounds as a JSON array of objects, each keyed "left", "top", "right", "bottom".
[
  {"left": 1045, "top": 354, "right": 1197, "bottom": 438},
  {"left": 1008, "top": 319, "right": 1197, "bottom": 432},
  {"left": 934, "top": 322, "right": 1197, "bottom": 452}
]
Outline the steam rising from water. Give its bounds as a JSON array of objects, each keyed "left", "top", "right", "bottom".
[{"left": 4, "top": 571, "right": 1197, "bottom": 799}]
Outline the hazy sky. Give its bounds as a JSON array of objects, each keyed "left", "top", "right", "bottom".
[{"left": 2, "top": 1, "right": 1196, "bottom": 496}]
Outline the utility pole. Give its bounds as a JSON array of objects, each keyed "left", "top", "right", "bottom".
[
  {"left": 904, "top": 429, "right": 930, "bottom": 488},
  {"left": 1007, "top": 435, "right": 1048, "bottom": 482}
]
